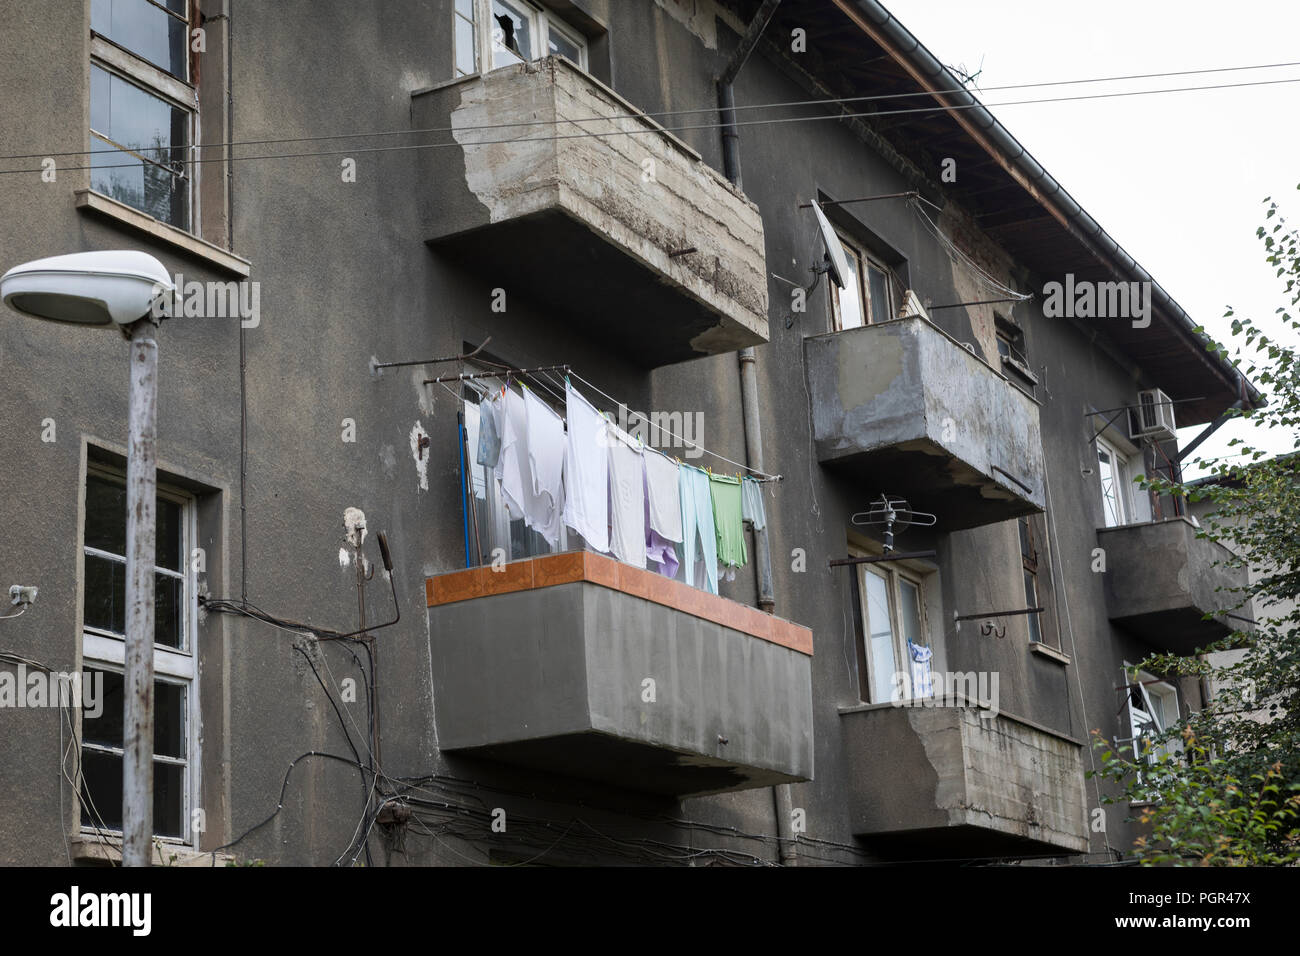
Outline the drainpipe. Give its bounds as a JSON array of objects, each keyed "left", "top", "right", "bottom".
[{"left": 718, "top": 0, "right": 794, "bottom": 865}]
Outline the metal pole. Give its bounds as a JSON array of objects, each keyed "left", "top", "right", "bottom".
[{"left": 123, "top": 319, "right": 158, "bottom": 867}]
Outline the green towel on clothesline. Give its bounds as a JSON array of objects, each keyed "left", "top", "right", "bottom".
[{"left": 709, "top": 473, "right": 747, "bottom": 569}]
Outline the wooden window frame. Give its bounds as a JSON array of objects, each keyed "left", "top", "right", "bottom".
[
  {"left": 90, "top": 0, "right": 199, "bottom": 235},
  {"left": 79, "top": 464, "right": 200, "bottom": 850}
]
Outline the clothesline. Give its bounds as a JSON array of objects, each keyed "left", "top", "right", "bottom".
[
  {"left": 433, "top": 357, "right": 782, "bottom": 482},
  {"left": 566, "top": 370, "right": 782, "bottom": 483}
]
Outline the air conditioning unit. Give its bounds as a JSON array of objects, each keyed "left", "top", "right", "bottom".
[{"left": 1129, "top": 388, "right": 1177, "bottom": 441}]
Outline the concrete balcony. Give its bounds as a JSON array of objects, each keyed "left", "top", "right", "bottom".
[
  {"left": 412, "top": 57, "right": 769, "bottom": 367},
  {"left": 1097, "top": 518, "right": 1249, "bottom": 655},
  {"left": 425, "top": 552, "right": 813, "bottom": 797},
  {"left": 804, "top": 316, "right": 1045, "bottom": 530},
  {"left": 840, "top": 703, "right": 1088, "bottom": 858}
]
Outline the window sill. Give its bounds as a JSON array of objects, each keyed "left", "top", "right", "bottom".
[
  {"left": 71, "top": 835, "right": 234, "bottom": 867},
  {"left": 74, "top": 189, "right": 251, "bottom": 278},
  {"left": 1030, "top": 641, "right": 1071, "bottom": 665}
]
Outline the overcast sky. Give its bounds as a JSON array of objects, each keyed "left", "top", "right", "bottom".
[{"left": 881, "top": 0, "right": 1300, "bottom": 476}]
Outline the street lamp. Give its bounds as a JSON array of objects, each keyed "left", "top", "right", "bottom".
[{"left": 1, "top": 250, "right": 175, "bottom": 867}]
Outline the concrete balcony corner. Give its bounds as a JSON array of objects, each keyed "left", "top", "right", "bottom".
[
  {"left": 426, "top": 552, "right": 814, "bottom": 798},
  {"left": 840, "top": 702, "right": 1088, "bottom": 858},
  {"left": 803, "top": 315, "right": 1045, "bottom": 530},
  {"left": 412, "top": 57, "right": 769, "bottom": 366},
  {"left": 1097, "top": 517, "right": 1250, "bottom": 654}
]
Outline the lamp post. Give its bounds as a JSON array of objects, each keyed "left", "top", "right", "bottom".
[{"left": 1, "top": 250, "right": 175, "bottom": 867}]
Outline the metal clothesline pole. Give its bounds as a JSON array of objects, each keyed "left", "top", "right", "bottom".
[{"left": 423, "top": 363, "right": 571, "bottom": 386}]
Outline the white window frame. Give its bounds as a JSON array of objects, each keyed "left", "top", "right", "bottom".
[
  {"left": 79, "top": 463, "right": 200, "bottom": 850},
  {"left": 830, "top": 231, "right": 899, "bottom": 332},
  {"left": 90, "top": 0, "right": 200, "bottom": 234},
  {"left": 470, "top": 0, "right": 588, "bottom": 74},
  {"left": 1125, "top": 666, "right": 1182, "bottom": 795},
  {"left": 1096, "top": 434, "right": 1132, "bottom": 528},
  {"left": 856, "top": 560, "right": 930, "bottom": 704}
]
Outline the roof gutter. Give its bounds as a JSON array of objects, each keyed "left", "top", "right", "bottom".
[{"left": 836, "top": 0, "right": 1262, "bottom": 411}]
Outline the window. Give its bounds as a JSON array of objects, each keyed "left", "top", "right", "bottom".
[
  {"left": 830, "top": 233, "right": 902, "bottom": 331},
  {"left": 995, "top": 314, "right": 1037, "bottom": 391},
  {"left": 1096, "top": 435, "right": 1132, "bottom": 528},
  {"left": 80, "top": 466, "right": 197, "bottom": 845},
  {"left": 90, "top": 0, "right": 196, "bottom": 231},
  {"left": 856, "top": 562, "right": 929, "bottom": 703},
  {"left": 453, "top": 0, "right": 479, "bottom": 76},
  {"left": 1126, "top": 669, "right": 1183, "bottom": 777},
  {"left": 1018, "top": 516, "right": 1043, "bottom": 644},
  {"left": 455, "top": 0, "right": 588, "bottom": 76}
]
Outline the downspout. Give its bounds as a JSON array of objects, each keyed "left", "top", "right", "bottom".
[{"left": 718, "top": 0, "right": 794, "bottom": 865}]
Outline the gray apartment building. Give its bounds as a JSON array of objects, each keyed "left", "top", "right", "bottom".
[{"left": 0, "top": 0, "right": 1257, "bottom": 866}]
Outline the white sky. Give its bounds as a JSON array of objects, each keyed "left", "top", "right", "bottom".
[{"left": 881, "top": 0, "right": 1300, "bottom": 476}]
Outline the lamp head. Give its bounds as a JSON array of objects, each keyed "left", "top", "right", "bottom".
[{"left": 0, "top": 250, "right": 174, "bottom": 327}]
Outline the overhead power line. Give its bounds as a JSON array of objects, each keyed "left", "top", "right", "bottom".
[
  {"left": 3, "top": 73, "right": 1299, "bottom": 177},
  {"left": 3, "top": 58, "right": 1298, "bottom": 162},
  {"left": 0, "top": 65, "right": 1294, "bottom": 175}
]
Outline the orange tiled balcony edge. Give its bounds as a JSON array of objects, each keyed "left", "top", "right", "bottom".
[{"left": 426, "top": 551, "right": 813, "bottom": 657}]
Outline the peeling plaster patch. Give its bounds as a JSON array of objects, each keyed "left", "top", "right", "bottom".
[
  {"left": 379, "top": 443, "right": 397, "bottom": 477},
  {"left": 413, "top": 370, "right": 435, "bottom": 416},
  {"left": 652, "top": 0, "right": 719, "bottom": 48},
  {"left": 338, "top": 547, "right": 351, "bottom": 568},
  {"left": 401, "top": 69, "right": 432, "bottom": 93},
  {"left": 343, "top": 507, "right": 367, "bottom": 549},
  {"left": 409, "top": 422, "right": 430, "bottom": 491}
]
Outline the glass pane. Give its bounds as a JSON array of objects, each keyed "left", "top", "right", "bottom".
[
  {"left": 154, "top": 571, "right": 183, "bottom": 648},
  {"left": 1018, "top": 517, "right": 1033, "bottom": 560},
  {"left": 155, "top": 681, "right": 186, "bottom": 758},
  {"left": 86, "top": 474, "right": 127, "bottom": 556},
  {"left": 154, "top": 760, "right": 185, "bottom": 837},
  {"left": 93, "top": 0, "right": 189, "bottom": 79},
  {"left": 85, "top": 553, "right": 126, "bottom": 634},
  {"left": 835, "top": 244, "right": 864, "bottom": 330},
  {"left": 1024, "top": 572, "right": 1042, "bottom": 642},
  {"left": 548, "top": 25, "right": 582, "bottom": 63},
  {"left": 82, "top": 671, "right": 185, "bottom": 757},
  {"left": 83, "top": 669, "right": 125, "bottom": 748},
  {"left": 862, "top": 570, "right": 898, "bottom": 702},
  {"left": 866, "top": 263, "right": 891, "bottom": 323},
  {"left": 89, "top": 66, "right": 190, "bottom": 229},
  {"left": 455, "top": 0, "right": 474, "bottom": 17},
  {"left": 156, "top": 497, "right": 182, "bottom": 570},
  {"left": 898, "top": 578, "right": 923, "bottom": 647},
  {"left": 80, "top": 749, "right": 123, "bottom": 830},
  {"left": 455, "top": 14, "right": 477, "bottom": 75},
  {"left": 1098, "top": 444, "right": 1123, "bottom": 527},
  {"left": 492, "top": 0, "right": 532, "bottom": 68}
]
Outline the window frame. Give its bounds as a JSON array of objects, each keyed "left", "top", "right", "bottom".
[
  {"left": 476, "top": 0, "right": 589, "bottom": 73},
  {"left": 1096, "top": 434, "right": 1133, "bottom": 528},
  {"left": 855, "top": 559, "right": 930, "bottom": 704},
  {"left": 90, "top": 0, "right": 199, "bottom": 235},
  {"left": 1018, "top": 515, "right": 1043, "bottom": 644},
  {"left": 830, "top": 231, "right": 900, "bottom": 332},
  {"left": 1125, "top": 667, "right": 1183, "bottom": 793},
  {"left": 79, "top": 463, "right": 200, "bottom": 849}
]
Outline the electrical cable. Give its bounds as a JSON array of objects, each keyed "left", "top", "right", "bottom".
[
  {"left": 7, "top": 74, "right": 1300, "bottom": 176},
  {"left": 7, "top": 58, "right": 1300, "bottom": 162}
]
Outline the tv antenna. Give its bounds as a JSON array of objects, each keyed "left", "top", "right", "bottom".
[{"left": 851, "top": 495, "right": 937, "bottom": 553}]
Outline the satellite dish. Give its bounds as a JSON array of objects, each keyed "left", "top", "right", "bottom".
[
  {"left": 811, "top": 202, "right": 850, "bottom": 291},
  {"left": 851, "top": 494, "right": 937, "bottom": 553}
]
